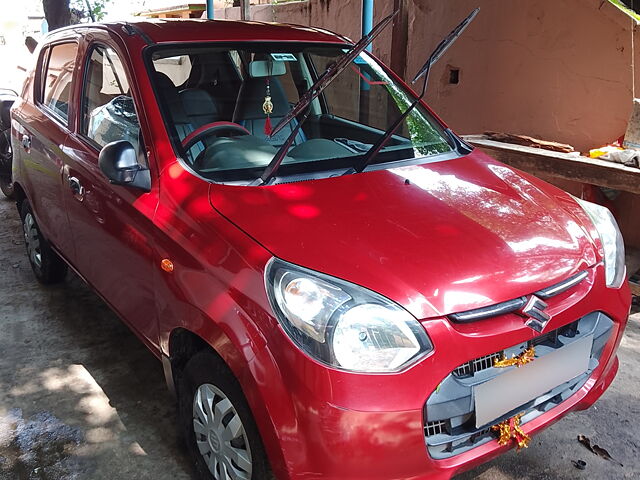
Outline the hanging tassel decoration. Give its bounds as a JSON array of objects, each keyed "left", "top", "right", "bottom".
[
  {"left": 263, "top": 77, "right": 274, "bottom": 136},
  {"left": 264, "top": 116, "right": 273, "bottom": 136}
]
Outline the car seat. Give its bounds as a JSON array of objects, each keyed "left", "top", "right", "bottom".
[
  {"left": 155, "top": 72, "right": 211, "bottom": 161},
  {"left": 179, "top": 88, "right": 221, "bottom": 129},
  {"left": 233, "top": 60, "right": 306, "bottom": 148}
]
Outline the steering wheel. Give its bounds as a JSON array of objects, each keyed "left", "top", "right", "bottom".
[{"left": 181, "top": 121, "right": 250, "bottom": 153}]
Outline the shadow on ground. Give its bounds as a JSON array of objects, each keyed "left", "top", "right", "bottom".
[{"left": 0, "top": 198, "right": 193, "bottom": 479}]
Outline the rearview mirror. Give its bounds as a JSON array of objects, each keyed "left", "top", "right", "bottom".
[{"left": 98, "top": 140, "right": 150, "bottom": 191}]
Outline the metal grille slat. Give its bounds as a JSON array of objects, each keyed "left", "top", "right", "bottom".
[
  {"left": 425, "top": 420, "right": 447, "bottom": 436},
  {"left": 453, "top": 351, "right": 503, "bottom": 378}
]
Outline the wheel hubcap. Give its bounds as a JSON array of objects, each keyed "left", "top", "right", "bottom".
[
  {"left": 193, "top": 384, "right": 252, "bottom": 480},
  {"left": 23, "top": 213, "right": 42, "bottom": 269}
]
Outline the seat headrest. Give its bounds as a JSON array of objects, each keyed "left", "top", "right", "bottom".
[
  {"left": 155, "top": 72, "right": 176, "bottom": 91},
  {"left": 233, "top": 76, "right": 291, "bottom": 121},
  {"left": 154, "top": 72, "right": 189, "bottom": 123}
]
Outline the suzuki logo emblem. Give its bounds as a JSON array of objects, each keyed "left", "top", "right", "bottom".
[{"left": 518, "top": 295, "right": 551, "bottom": 333}]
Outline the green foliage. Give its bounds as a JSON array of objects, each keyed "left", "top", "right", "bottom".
[
  {"left": 385, "top": 81, "right": 451, "bottom": 156},
  {"left": 608, "top": 0, "right": 640, "bottom": 22},
  {"left": 70, "top": 0, "right": 111, "bottom": 22}
]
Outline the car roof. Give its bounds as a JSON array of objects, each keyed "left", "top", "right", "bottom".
[{"left": 45, "top": 18, "right": 350, "bottom": 46}]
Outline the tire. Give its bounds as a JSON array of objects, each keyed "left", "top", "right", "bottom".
[
  {"left": 0, "top": 176, "right": 14, "bottom": 199},
  {"left": 177, "top": 351, "right": 270, "bottom": 480},
  {"left": 20, "top": 201, "right": 67, "bottom": 284},
  {"left": 0, "top": 129, "right": 14, "bottom": 200}
]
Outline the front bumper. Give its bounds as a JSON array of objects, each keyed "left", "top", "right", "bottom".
[
  {"left": 425, "top": 311, "right": 612, "bottom": 459},
  {"left": 248, "top": 264, "right": 630, "bottom": 480}
]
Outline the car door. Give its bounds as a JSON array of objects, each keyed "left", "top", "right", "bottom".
[
  {"left": 62, "top": 40, "right": 160, "bottom": 350},
  {"left": 11, "top": 41, "right": 79, "bottom": 258}
]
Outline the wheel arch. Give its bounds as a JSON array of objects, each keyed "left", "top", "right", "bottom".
[
  {"left": 164, "top": 327, "right": 214, "bottom": 399},
  {"left": 165, "top": 325, "right": 290, "bottom": 479},
  {"left": 164, "top": 322, "right": 252, "bottom": 398},
  {"left": 13, "top": 181, "right": 26, "bottom": 215}
]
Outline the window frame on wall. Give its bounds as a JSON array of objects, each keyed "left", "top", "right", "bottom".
[{"left": 35, "top": 40, "right": 79, "bottom": 128}]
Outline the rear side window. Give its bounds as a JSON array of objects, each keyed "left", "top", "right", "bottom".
[
  {"left": 42, "top": 42, "right": 78, "bottom": 123},
  {"left": 81, "top": 45, "right": 140, "bottom": 151}
]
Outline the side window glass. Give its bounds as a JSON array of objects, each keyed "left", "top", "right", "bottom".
[
  {"left": 43, "top": 42, "right": 78, "bottom": 123},
  {"left": 82, "top": 45, "right": 140, "bottom": 152},
  {"left": 36, "top": 47, "right": 49, "bottom": 101}
]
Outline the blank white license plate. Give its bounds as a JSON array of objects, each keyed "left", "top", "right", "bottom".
[{"left": 474, "top": 335, "right": 593, "bottom": 428}]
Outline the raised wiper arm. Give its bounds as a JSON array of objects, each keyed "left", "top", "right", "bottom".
[
  {"left": 411, "top": 7, "right": 479, "bottom": 85},
  {"left": 268, "top": 9, "right": 398, "bottom": 139},
  {"left": 253, "top": 109, "right": 312, "bottom": 186},
  {"left": 346, "top": 7, "right": 479, "bottom": 175}
]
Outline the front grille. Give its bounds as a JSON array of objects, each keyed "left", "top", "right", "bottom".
[
  {"left": 450, "top": 320, "right": 581, "bottom": 379},
  {"left": 453, "top": 351, "right": 504, "bottom": 378},
  {"left": 424, "top": 312, "right": 614, "bottom": 460},
  {"left": 425, "top": 419, "right": 447, "bottom": 436}
]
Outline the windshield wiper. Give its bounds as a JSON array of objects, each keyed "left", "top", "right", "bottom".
[
  {"left": 255, "top": 109, "right": 312, "bottom": 185},
  {"left": 253, "top": 9, "right": 398, "bottom": 185},
  {"left": 268, "top": 10, "right": 398, "bottom": 139},
  {"left": 344, "top": 7, "right": 479, "bottom": 175}
]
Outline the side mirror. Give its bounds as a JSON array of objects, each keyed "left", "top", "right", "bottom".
[{"left": 98, "top": 140, "right": 150, "bottom": 191}]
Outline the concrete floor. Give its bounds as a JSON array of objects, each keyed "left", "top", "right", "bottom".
[{"left": 0, "top": 196, "right": 638, "bottom": 480}]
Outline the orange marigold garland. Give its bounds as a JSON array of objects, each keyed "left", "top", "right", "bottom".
[
  {"left": 493, "top": 346, "right": 536, "bottom": 368},
  {"left": 491, "top": 413, "right": 531, "bottom": 451}
]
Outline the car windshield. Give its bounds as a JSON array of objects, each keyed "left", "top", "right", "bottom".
[{"left": 149, "top": 42, "right": 453, "bottom": 184}]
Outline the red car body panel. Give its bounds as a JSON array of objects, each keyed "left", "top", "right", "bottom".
[
  {"left": 10, "top": 19, "right": 631, "bottom": 480},
  {"left": 12, "top": 90, "right": 76, "bottom": 257},
  {"left": 209, "top": 151, "right": 599, "bottom": 318}
]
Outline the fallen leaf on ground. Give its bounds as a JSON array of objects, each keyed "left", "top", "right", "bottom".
[{"left": 577, "top": 434, "right": 623, "bottom": 467}]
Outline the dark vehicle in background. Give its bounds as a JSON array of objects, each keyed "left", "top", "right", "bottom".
[{"left": 0, "top": 88, "right": 16, "bottom": 198}]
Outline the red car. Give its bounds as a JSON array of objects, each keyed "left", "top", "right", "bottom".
[{"left": 10, "top": 17, "right": 630, "bottom": 480}]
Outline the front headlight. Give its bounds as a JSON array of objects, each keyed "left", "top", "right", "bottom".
[
  {"left": 265, "top": 258, "right": 432, "bottom": 372},
  {"left": 575, "top": 198, "right": 625, "bottom": 288}
]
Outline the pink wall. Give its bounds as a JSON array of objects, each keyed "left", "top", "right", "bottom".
[
  {"left": 400, "top": 0, "right": 637, "bottom": 154},
  {"left": 215, "top": 0, "right": 639, "bottom": 153},
  {"left": 214, "top": 0, "right": 363, "bottom": 41}
]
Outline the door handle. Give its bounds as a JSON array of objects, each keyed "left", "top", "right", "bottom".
[
  {"left": 68, "top": 176, "right": 84, "bottom": 201},
  {"left": 21, "top": 134, "right": 31, "bottom": 152}
]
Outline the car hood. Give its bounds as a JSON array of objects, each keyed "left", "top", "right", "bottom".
[{"left": 209, "top": 151, "right": 598, "bottom": 319}]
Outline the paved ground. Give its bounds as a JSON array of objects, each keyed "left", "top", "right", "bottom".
[{"left": 0, "top": 195, "right": 638, "bottom": 480}]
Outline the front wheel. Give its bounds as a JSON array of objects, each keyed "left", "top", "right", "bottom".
[{"left": 177, "top": 351, "right": 270, "bottom": 480}]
